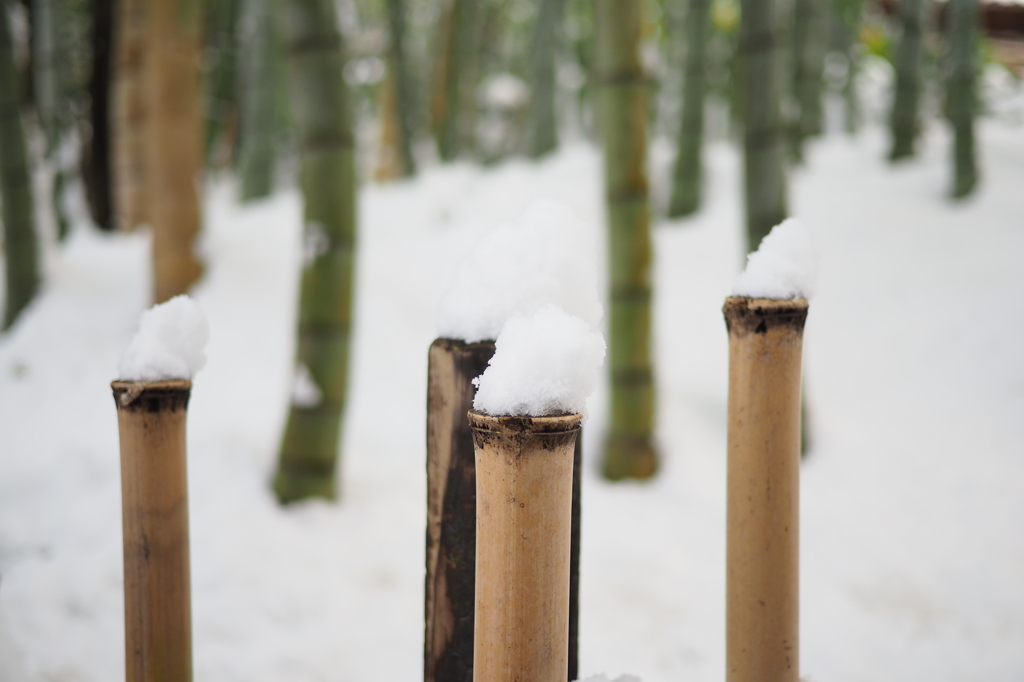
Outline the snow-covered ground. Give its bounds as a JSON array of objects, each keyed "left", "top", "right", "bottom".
[{"left": 1, "top": 116, "right": 1022, "bottom": 681}]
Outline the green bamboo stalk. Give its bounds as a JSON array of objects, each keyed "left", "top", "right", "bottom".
[
  {"left": 33, "top": 0, "right": 71, "bottom": 239},
  {"left": 526, "top": 0, "right": 566, "bottom": 158},
  {"left": 273, "top": 0, "right": 357, "bottom": 503},
  {"left": 595, "top": 0, "right": 657, "bottom": 481},
  {"left": 791, "top": 0, "right": 827, "bottom": 159},
  {"left": 238, "top": 0, "right": 278, "bottom": 200},
  {"left": 944, "top": 0, "right": 978, "bottom": 198},
  {"left": 738, "top": 0, "right": 789, "bottom": 252},
  {"left": 834, "top": 0, "right": 863, "bottom": 134},
  {"left": 204, "top": 0, "right": 242, "bottom": 166},
  {"left": 889, "top": 0, "right": 927, "bottom": 160},
  {"left": 668, "top": 0, "right": 711, "bottom": 218},
  {"left": 387, "top": 0, "right": 416, "bottom": 176},
  {"left": 1, "top": 2, "right": 39, "bottom": 329},
  {"left": 435, "top": 0, "right": 483, "bottom": 161}
]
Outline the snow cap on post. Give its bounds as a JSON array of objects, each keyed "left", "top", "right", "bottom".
[
  {"left": 437, "top": 200, "right": 603, "bottom": 343},
  {"left": 472, "top": 306, "right": 605, "bottom": 418},
  {"left": 118, "top": 295, "right": 209, "bottom": 381},
  {"left": 732, "top": 218, "right": 818, "bottom": 300}
]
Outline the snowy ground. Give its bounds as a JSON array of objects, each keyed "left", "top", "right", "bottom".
[{"left": 1, "top": 116, "right": 1022, "bottom": 682}]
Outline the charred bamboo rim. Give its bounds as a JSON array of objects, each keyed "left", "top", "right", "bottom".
[
  {"left": 722, "top": 297, "right": 809, "bottom": 336},
  {"left": 111, "top": 379, "right": 192, "bottom": 409},
  {"left": 468, "top": 410, "right": 582, "bottom": 435}
]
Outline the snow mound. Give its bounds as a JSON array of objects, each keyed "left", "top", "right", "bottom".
[
  {"left": 437, "top": 200, "right": 603, "bottom": 343},
  {"left": 472, "top": 306, "right": 605, "bottom": 417},
  {"left": 732, "top": 217, "right": 818, "bottom": 300},
  {"left": 118, "top": 295, "right": 209, "bottom": 381}
]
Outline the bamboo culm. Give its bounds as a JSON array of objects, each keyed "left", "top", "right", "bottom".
[
  {"left": 738, "top": 0, "right": 790, "bottom": 252},
  {"left": 113, "top": 0, "right": 148, "bottom": 232},
  {"left": 273, "top": 0, "right": 357, "bottom": 503},
  {"left": 1, "top": 5, "right": 39, "bottom": 330},
  {"left": 387, "top": 0, "right": 417, "bottom": 176},
  {"left": 527, "top": 0, "right": 567, "bottom": 158},
  {"left": 86, "top": 0, "right": 114, "bottom": 230},
  {"left": 944, "top": 0, "right": 979, "bottom": 198},
  {"left": 203, "top": 0, "right": 242, "bottom": 166},
  {"left": 595, "top": 0, "right": 658, "bottom": 481},
  {"left": 238, "top": 0, "right": 279, "bottom": 200},
  {"left": 669, "top": 0, "right": 712, "bottom": 218},
  {"left": 889, "top": 0, "right": 927, "bottom": 160},
  {"left": 791, "top": 0, "right": 828, "bottom": 160}
]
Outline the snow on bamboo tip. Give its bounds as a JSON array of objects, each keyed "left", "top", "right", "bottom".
[
  {"left": 732, "top": 218, "right": 819, "bottom": 300},
  {"left": 118, "top": 295, "right": 209, "bottom": 381},
  {"left": 472, "top": 306, "right": 605, "bottom": 418},
  {"left": 437, "top": 200, "right": 603, "bottom": 343}
]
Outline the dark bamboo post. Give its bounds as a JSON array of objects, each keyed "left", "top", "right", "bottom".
[
  {"left": 425, "top": 339, "right": 583, "bottom": 682},
  {"left": 111, "top": 380, "right": 194, "bottom": 682},
  {"left": 723, "top": 297, "right": 808, "bottom": 682},
  {"left": 470, "top": 411, "right": 581, "bottom": 682}
]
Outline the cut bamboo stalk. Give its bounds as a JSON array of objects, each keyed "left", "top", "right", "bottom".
[
  {"left": 425, "top": 339, "right": 583, "bottom": 682},
  {"left": 111, "top": 380, "right": 193, "bottom": 682},
  {"left": 470, "top": 411, "right": 580, "bottom": 682},
  {"left": 723, "top": 297, "right": 807, "bottom": 682}
]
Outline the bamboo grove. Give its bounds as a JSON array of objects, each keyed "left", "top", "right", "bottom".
[{"left": 0, "top": 0, "right": 1014, "bottom": 493}]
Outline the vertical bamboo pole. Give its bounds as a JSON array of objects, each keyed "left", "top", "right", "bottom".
[
  {"left": 470, "top": 411, "right": 580, "bottom": 682},
  {"left": 113, "top": 0, "right": 148, "bottom": 231},
  {"left": 111, "top": 380, "right": 193, "bottom": 682},
  {"left": 889, "top": 0, "right": 927, "bottom": 161},
  {"left": 945, "top": 0, "right": 979, "bottom": 199},
  {"left": 723, "top": 297, "right": 807, "bottom": 682},
  {"left": 145, "top": 0, "right": 204, "bottom": 302},
  {"left": 425, "top": 339, "right": 583, "bottom": 682}
]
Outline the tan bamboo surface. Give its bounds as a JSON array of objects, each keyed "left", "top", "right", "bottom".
[
  {"left": 145, "top": 0, "right": 203, "bottom": 302},
  {"left": 723, "top": 297, "right": 808, "bottom": 682},
  {"left": 111, "top": 380, "right": 193, "bottom": 682},
  {"left": 470, "top": 410, "right": 580, "bottom": 682},
  {"left": 113, "top": 0, "right": 148, "bottom": 232}
]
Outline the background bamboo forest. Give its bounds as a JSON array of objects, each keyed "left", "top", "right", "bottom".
[{"left": 1, "top": 0, "right": 1023, "bottom": 680}]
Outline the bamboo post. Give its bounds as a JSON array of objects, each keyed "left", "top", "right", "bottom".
[
  {"left": 723, "top": 297, "right": 807, "bottom": 682},
  {"left": 470, "top": 411, "right": 580, "bottom": 682},
  {"left": 111, "top": 380, "right": 193, "bottom": 682},
  {"left": 425, "top": 339, "right": 583, "bottom": 682}
]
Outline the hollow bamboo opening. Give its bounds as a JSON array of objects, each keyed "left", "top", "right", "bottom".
[
  {"left": 723, "top": 297, "right": 808, "bottom": 682},
  {"left": 469, "top": 410, "right": 580, "bottom": 682},
  {"left": 111, "top": 379, "right": 193, "bottom": 682}
]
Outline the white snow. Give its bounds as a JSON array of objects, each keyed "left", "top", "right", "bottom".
[
  {"left": 2, "top": 116, "right": 1023, "bottom": 682},
  {"left": 472, "top": 306, "right": 605, "bottom": 417},
  {"left": 290, "top": 363, "right": 323, "bottom": 407},
  {"left": 731, "top": 217, "right": 818, "bottom": 300},
  {"left": 116, "top": 295, "right": 209, "bottom": 381},
  {"left": 436, "top": 199, "right": 603, "bottom": 343}
]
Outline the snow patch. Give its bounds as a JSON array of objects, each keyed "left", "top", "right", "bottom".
[
  {"left": 472, "top": 306, "right": 605, "bottom": 418},
  {"left": 437, "top": 199, "right": 603, "bottom": 343},
  {"left": 291, "top": 363, "right": 323, "bottom": 408},
  {"left": 117, "top": 295, "right": 209, "bottom": 381},
  {"left": 732, "top": 218, "right": 818, "bottom": 300}
]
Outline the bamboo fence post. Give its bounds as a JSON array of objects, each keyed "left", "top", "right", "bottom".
[
  {"left": 723, "top": 297, "right": 807, "bottom": 682},
  {"left": 470, "top": 411, "right": 580, "bottom": 682},
  {"left": 425, "top": 339, "right": 582, "bottom": 682},
  {"left": 111, "top": 380, "right": 194, "bottom": 682}
]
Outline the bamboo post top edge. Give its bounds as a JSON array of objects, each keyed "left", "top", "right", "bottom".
[
  {"left": 468, "top": 410, "right": 582, "bottom": 435},
  {"left": 722, "top": 297, "right": 809, "bottom": 335},
  {"left": 111, "top": 379, "right": 192, "bottom": 409}
]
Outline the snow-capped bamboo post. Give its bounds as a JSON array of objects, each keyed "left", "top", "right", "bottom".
[
  {"left": 111, "top": 297, "right": 208, "bottom": 682},
  {"left": 470, "top": 411, "right": 580, "bottom": 682},
  {"left": 722, "top": 219, "right": 816, "bottom": 682},
  {"left": 467, "top": 307, "right": 604, "bottom": 682},
  {"left": 426, "top": 201, "right": 601, "bottom": 682}
]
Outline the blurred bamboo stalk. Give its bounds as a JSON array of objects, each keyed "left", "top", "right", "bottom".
[
  {"left": 738, "top": 0, "right": 789, "bottom": 251},
  {"left": 527, "top": 0, "right": 566, "bottom": 158},
  {"left": 238, "top": 0, "right": 279, "bottom": 200},
  {"left": 791, "top": 0, "right": 827, "bottom": 160},
  {"left": 386, "top": 0, "right": 416, "bottom": 176},
  {"left": 889, "top": 0, "right": 927, "bottom": 160},
  {"left": 595, "top": 0, "right": 658, "bottom": 481},
  {"left": 669, "top": 0, "right": 711, "bottom": 218},
  {"left": 203, "top": 0, "right": 241, "bottom": 167},
  {"left": 1, "top": 3, "right": 39, "bottom": 329},
  {"left": 433, "top": 0, "right": 483, "bottom": 160},
  {"left": 945, "top": 0, "right": 978, "bottom": 198},
  {"left": 273, "top": 0, "right": 357, "bottom": 503},
  {"left": 145, "top": 0, "right": 204, "bottom": 302},
  {"left": 113, "top": 0, "right": 148, "bottom": 231}
]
